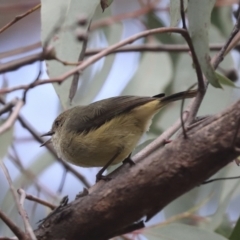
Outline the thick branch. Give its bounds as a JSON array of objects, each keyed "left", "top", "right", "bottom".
[{"left": 35, "top": 99, "right": 240, "bottom": 240}]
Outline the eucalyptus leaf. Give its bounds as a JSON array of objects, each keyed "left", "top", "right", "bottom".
[
  {"left": 41, "top": 0, "right": 100, "bottom": 109},
  {"left": 229, "top": 215, "right": 240, "bottom": 240},
  {"left": 215, "top": 72, "right": 240, "bottom": 88},
  {"left": 121, "top": 40, "right": 172, "bottom": 96},
  {"left": 188, "top": 0, "right": 221, "bottom": 88},
  {"left": 169, "top": 0, "right": 188, "bottom": 27},
  {"left": 202, "top": 165, "right": 240, "bottom": 231},
  {"left": 164, "top": 188, "right": 200, "bottom": 219},
  {"left": 143, "top": 223, "right": 228, "bottom": 240},
  {"left": 74, "top": 23, "right": 123, "bottom": 105},
  {"left": 211, "top": 6, "right": 233, "bottom": 37}
]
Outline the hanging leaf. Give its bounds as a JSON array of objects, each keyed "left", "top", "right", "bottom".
[
  {"left": 121, "top": 39, "right": 173, "bottom": 96},
  {"left": 41, "top": 0, "right": 100, "bottom": 109},
  {"left": 211, "top": 6, "right": 233, "bottom": 37},
  {"left": 169, "top": 0, "right": 188, "bottom": 27},
  {"left": 215, "top": 72, "right": 240, "bottom": 88},
  {"left": 188, "top": 0, "right": 221, "bottom": 88},
  {"left": 229, "top": 215, "right": 240, "bottom": 240},
  {"left": 74, "top": 23, "right": 123, "bottom": 105}
]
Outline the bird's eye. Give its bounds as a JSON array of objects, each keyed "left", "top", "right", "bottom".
[{"left": 55, "top": 120, "right": 60, "bottom": 127}]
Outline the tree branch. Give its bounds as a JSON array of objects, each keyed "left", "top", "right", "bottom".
[
  {"left": 0, "top": 209, "right": 25, "bottom": 240},
  {"left": 34, "top": 98, "right": 240, "bottom": 240}
]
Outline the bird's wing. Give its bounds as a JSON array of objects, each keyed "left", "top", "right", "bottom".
[{"left": 65, "top": 94, "right": 165, "bottom": 134}]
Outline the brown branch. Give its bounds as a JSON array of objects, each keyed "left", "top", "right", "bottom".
[
  {"left": 0, "top": 209, "right": 26, "bottom": 240},
  {"left": 69, "top": 24, "right": 89, "bottom": 103},
  {"left": 0, "top": 42, "right": 234, "bottom": 76},
  {"left": 0, "top": 100, "right": 24, "bottom": 134},
  {"left": 34, "top": 99, "right": 240, "bottom": 240},
  {"left": 17, "top": 189, "right": 37, "bottom": 240},
  {"left": 0, "top": 4, "right": 41, "bottom": 34},
  {"left": 0, "top": 42, "right": 41, "bottom": 60},
  {"left": 23, "top": 192, "right": 56, "bottom": 210},
  {"left": 0, "top": 27, "right": 203, "bottom": 95},
  {"left": 0, "top": 52, "right": 44, "bottom": 74},
  {"left": 0, "top": 163, "right": 30, "bottom": 239},
  {"left": 84, "top": 43, "right": 229, "bottom": 56},
  {"left": 0, "top": 98, "right": 18, "bottom": 116}
]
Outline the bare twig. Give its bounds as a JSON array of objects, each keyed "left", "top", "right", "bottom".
[
  {"left": 0, "top": 42, "right": 235, "bottom": 76},
  {"left": 8, "top": 150, "right": 58, "bottom": 201},
  {"left": 0, "top": 98, "right": 18, "bottom": 116},
  {"left": 0, "top": 42, "right": 41, "bottom": 60},
  {"left": 0, "top": 27, "right": 203, "bottom": 95},
  {"left": 0, "top": 237, "right": 18, "bottom": 240},
  {"left": 23, "top": 192, "right": 56, "bottom": 210},
  {"left": 85, "top": 43, "right": 229, "bottom": 55},
  {"left": 69, "top": 23, "right": 90, "bottom": 103},
  {"left": 0, "top": 100, "right": 24, "bottom": 134},
  {"left": 0, "top": 42, "right": 233, "bottom": 62},
  {"left": 180, "top": 0, "right": 187, "bottom": 29},
  {"left": 0, "top": 4, "right": 41, "bottom": 34},
  {"left": 57, "top": 169, "right": 68, "bottom": 194},
  {"left": 17, "top": 189, "right": 37, "bottom": 240},
  {"left": 0, "top": 162, "right": 30, "bottom": 238},
  {"left": 0, "top": 209, "right": 26, "bottom": 240},
  {"left": 22, "top": 61, "right": 42, "bottom": 102}
]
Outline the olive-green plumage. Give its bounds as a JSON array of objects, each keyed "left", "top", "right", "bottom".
[{"left": 42, "top": 90, "right": 196, "bottom": 168}]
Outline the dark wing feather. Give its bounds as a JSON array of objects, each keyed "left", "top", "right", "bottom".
[{"left": 65, "top": 95, "right": 163, "bottom": 134}]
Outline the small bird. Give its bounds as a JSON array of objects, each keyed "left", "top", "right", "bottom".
[{"left": 41, "top": 90, "right": 196, "bottom": 181}]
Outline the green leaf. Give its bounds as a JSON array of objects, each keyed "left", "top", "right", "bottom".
[
  {"left": 74, "top": 23, "right": 123, "bottom": 105},
  {"left": 202, "top": 165, "right": 240, "bottom": 231},
  {"left": 41, "top": 0, "right": 100, "bottom": 109},
  {"left": 121, "top": 39, "right": 173, "bottom": 96},
  {"left": 169, "top": 0, "right": 188, "bottom": 27},
  {"left": 229, "top": 216, "right": 240, "bottom": 240},
  {"left": 0, "top": 120, "right": 13, "bottom": 159},
  {"left": 211, "top": 6, "right": 233, "bottom": 38},
  {"left": 143, "top": 223, "right": 228, "bottom": 240},
  {"left": 215, "top": 72, "right": 240, "bottom": 88},
  {"left": 164, "top": 188, "right": 200, "bottom": 219},
  {"left": 188, "top": 0, "right": 221, "bottom": 88}
]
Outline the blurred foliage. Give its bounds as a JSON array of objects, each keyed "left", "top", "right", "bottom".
[{"left": 1, "top": 0, "right": 240, "bottom": 239}]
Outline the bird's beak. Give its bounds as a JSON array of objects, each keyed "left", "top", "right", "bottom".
[
  {"left": 40, "top": 131, "right": 54, "bottom": 147},
  {"left": 40, "top": 138, "right": 52, "bottom": 147},
  {"left": 41, "top": 131, "right": 54, "bottom": 137}
]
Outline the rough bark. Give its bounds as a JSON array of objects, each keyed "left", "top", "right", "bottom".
[{"left": 35, "top": 100, "right": 240, "bottom": 240}]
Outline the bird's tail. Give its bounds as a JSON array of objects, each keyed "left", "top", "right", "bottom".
[{"left": 157, "top": 90, "right": 197, "bottom": 105}]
